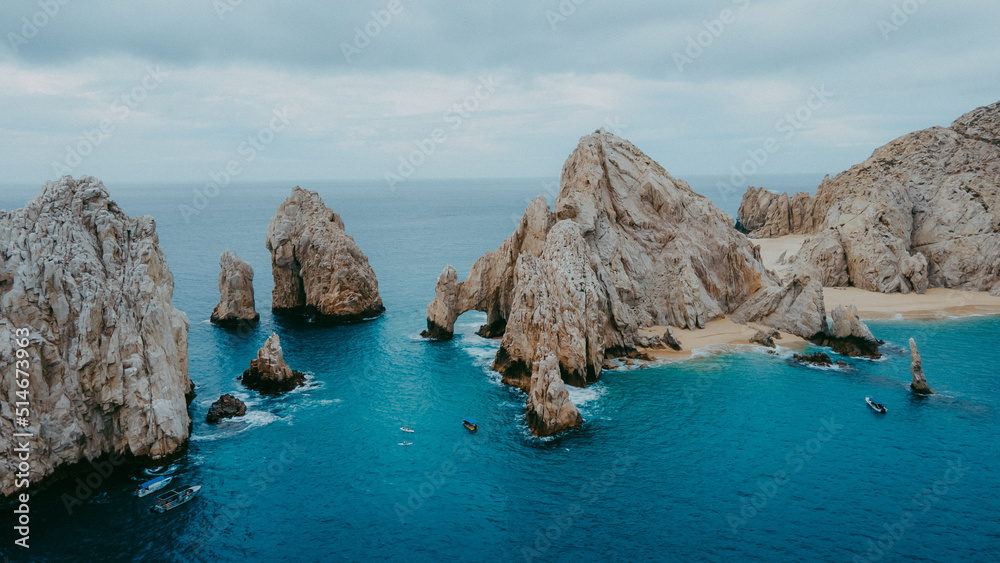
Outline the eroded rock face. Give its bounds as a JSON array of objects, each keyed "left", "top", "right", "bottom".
[
  {"left": 423, "top": 130, "right": 828, "bottom": 436},
  {"left": 526, "top": 351, "right": 584, "bottom": 437},
  {"left": 240, "top": 333, "right": 305, "bottom": 394},
  {"left": 739, "top": 99, "right": 1000, "bottom": 294},
  {"left": 750, "top": 327, "right": 779, "bottom": 348},
  {"left": 909, "top": 338, "right": 934, "bottom": 394},
  {"left": 206, "top": 394, "right": 247, "bottom": 423},
  {"left": 0, "top": 176, "right": 192, "bottom": 498},
  {"left": 210, "top": 250, "right": 259, "bottom": 326},
  {"left": 813, "top": 303, "right": 881, "bottom": 358},
  {"left": 266, "top": 187, "right": 384, "bottom": 322},
  {"left": 731, "top": 273, "right": 828, "bottom": 338},
  {"left": 736, "top": 187, "right": 820, "bottom": 237}
]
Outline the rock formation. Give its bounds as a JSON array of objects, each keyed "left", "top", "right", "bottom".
[
  {"left": 240, "top": 333, "right": 305, "bottom": 394},
  {"left": 635, "top": 328, "right": 681, "bottom": 351},
  {"left": 731, "top": 272, "right": 828, "bottom": 338},
  {"left": 422, "top": 130, "right": 831, "bottom": 436},
  {"left": 526, "top": 351, "right": 583, "bottom": 436},
  {"left": 0, "top": 176, "right": 192, "bottom": 498},
  {"left": 738, "top": 99, "right": 1000, "bottom": 295},
  {"left": 909, "top": 338, "right": 934, "bottom": 394},
  {"left": 750, "top": 327, "right": 779, "bottom": 348},
  {"left": 811, "top": 303, "right": 882, "bottom": 358},
  {"left": 266, "top": 187, "right": 384, "bottom": 322},
  {"left": 793, "top": 352, "right": 833, "bottom": 367},
  {"left": 210, "top": 250, "right": 259, "bottom": 326},
  {"left": 206, "top": 394, "right": 247, "bottom": 423}
]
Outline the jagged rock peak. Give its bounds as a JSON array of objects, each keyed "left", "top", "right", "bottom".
[
  {"left": 909, "top": 338, "right": 934, "bottom": 394},
  {"left": 738, "top": 99, "right": 1000, "bottom": 294},
  {"left": 0, "top": 176, "right": 191, "bottom": 498},
  {"left": 240, "top": 333, "right": 305, "bottom": 394},
  {"left": 267, "top": 186, "right": 384, "bottom": 322},
  {"left": 423, "top": 130, "right": 827, "bottom": 436},
  {"left": 210, "top": 250, "right": 259, "bottom": 326}
]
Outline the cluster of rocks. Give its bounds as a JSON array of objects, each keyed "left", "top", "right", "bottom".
[
  {"left": 737, "top": 99, "right": 1000, "bottom": 295},
  {"left": 206, "top": 394, "right": 247, "bottom": 424},
  {"left": 0, "top": 177, "right": 192, "bottom": 497}
]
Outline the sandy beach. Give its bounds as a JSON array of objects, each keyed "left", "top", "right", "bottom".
[{"left": 636, "top": 319, "right": 809, "bottom": 361}]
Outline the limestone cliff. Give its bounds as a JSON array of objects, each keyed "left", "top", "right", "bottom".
[
  {"left": 0, "top": 176, "right": 191, "bottom": 498},
  {"left": 738, "top": 99, "right": 1000, "bottom": 295},
  {"left": 210, "top": 250, "right": 259, "bottom": 326},
  {"left": 423, "top": 130, "right": 830, "bottom": 436},
  {"left": 266, "top": 187, "right": 384, "bottom": 322}
]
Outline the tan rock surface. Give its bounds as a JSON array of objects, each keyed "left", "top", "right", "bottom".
[
  {"left": 240, "top": 333, "right": 305, "bottom": 394},
  {"left": 0, "top": 176, "right": 191, "bottom": 498},
  {"left": 210, "top": 250, "right": 259, "bottom": 326},
  {"left": 909, "top": 338, "right": 934, "bottom": 394},
  {"left": 267, "top": 187, "right": 384, "bottom": 322}
]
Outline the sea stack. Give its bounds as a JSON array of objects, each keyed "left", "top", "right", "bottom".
[
  {"left": 909, "top": 338, "right": 934, "bottom": 394},
  {"left": 423, "top": 130, "right": 830, "bottom": 436},
  {"left": 737, "top": 99, "right": 1000, "bottom": 295},
  {"left": 0, "top": 176, "right": 192, "bottom": 498},
  {"left": 240, "top": 333, "right": 305, "bottom": 394},
  {"left": 266, "top": 187, "right": 384, "bottom": 322},
  {"left": 206, "top": 394, "right": 247, "bottom": 423},
  {"left": 811, "top": 303, "right": 882, "bottom": 358},
  {"left": 210, "top": 250, "right": 259, "bottom": 326}
]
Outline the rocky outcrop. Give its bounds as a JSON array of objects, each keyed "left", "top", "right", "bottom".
[
  {"left": 793, "top": 352, "right": 833, "bottom": 367},
  {"left": 266, "top": 187, "right": 384, "bottom": 322},
  {"left": 240, "top": 333, "right": 305, "bottom": 394},
  {"left": 0, "top": 176, "right": 191, "bottom": 498},
  {"left": 731, "top": 272, "right": 828, "bottom": 338},
  {"left": 206, "top": 394, "right": 247, "bottom": 423},
  {"left": 636, "top": 328, "right": 681, "bottom": 351},
  {"left": 739, "top": 99, "right": 1000, "bottom": 295},
  {"left": 736, "top": 187, "right": 819, "bottom": 237},
  {"left": 210, "top": 250, "right": 259, "bottom": 326},
  {"left": 909, "top": 338, "right": 934, "bottom": 394},
  {"left": 423, "top": 130, "right": 830, "bottom": 436},
  {"left": 750, "top": 327, "right": 779, "bottom": 348},
  {"left": 526, "top": 351, "right": 583, "bottom": 436},
  {"left": 811, "top": 303, "right": 881, "bottom": 358}
]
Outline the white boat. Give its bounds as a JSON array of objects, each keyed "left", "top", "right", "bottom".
[
  {"left": 152, "top": 485, "right": 201, "bottom": 513},
  {"left": 866, "top": 397, "right": 887, "bottom": 414},
  {"left": 135, "top": 475, "right": 173, "bottom": 497},
  {"left": 398, "top": 441, "right": 412, "bottom": 446},
  {"left": 400, "top": 427, "right": 414, "bottom": 433}
]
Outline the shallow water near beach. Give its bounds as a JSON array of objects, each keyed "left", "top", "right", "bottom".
[{"left": 2, "top": 177, "right": 998, "bottom": 562}]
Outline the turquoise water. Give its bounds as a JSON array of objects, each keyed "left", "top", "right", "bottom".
[{"left": 1, "top": 178, "right": 998, "bottom": 562}]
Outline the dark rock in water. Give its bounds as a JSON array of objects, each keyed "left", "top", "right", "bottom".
[
  {"left": 793, "top": 352, "right": 833, "bottom": 366},
  {"left": 909, "top": 338, "right": 934, "bottom": 394},
  {"left": 206, "top": 394, "right": 247, "bottom": 423},
  {"left": 750, "top": 327, "right": 780, "bottom": 348},
  {"left": 836, "top": 361, "right": 849, "bottom": 368},
  {"left": 810, "top": 333, "right": 883, "bottom": 359},
  {"left": 240, "top": 333, "right": 306, "bottom": 394}
]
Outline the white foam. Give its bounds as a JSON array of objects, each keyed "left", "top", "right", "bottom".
[{"left": 191, "top": 409, "right": 283, "bottom": 442}]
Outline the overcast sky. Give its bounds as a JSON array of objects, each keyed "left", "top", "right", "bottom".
[{"left": 1, "top": 0, "right": 999, "bottom": 186}]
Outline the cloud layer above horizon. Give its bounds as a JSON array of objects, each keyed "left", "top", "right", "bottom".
[{"left": 1, "top": 0, "right": 999, "bottom": 187}]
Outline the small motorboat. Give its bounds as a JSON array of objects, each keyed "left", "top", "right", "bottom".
[
  {"left": 151, "top": 485, "right": 201, "bottom": 513},
  {"left": 866, "top": 397, "right": 887, "bottom": 414},
  {"left": 463, "top": 417, "right": 478, "bottom": 432},
  {"left": 135, "top": 475, "right": 173, "bottom": 497},
  {"left": 398, "top": 441, "right": 412, "bottom": 446},
  {"left": 400, "top": 427, "right": 414, "bottom": 433}
]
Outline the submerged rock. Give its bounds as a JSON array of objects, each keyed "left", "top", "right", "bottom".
[
  {"left": 240, "top": 333, "right": 305, "bottom": 394},
  {"left": 210, "top": 250, "right": 259, "bottom": 326},
  {"left": 793, "top": 352, "right": 833, "bottom": 367},
  {"left": 0, "top": 176, "right": 192, "bottom": 498},
  {"left": 738, "top": 99, "right": 1000, "bottom": 294},
  {"left": 206, "top": 394, "right": 247, "bottom": 423},
  {"left": 267, "top": 187, "right": 384, "bottom": 322},
  {"left": 909, "top": 338, "right": 934, "bottom": 394}
]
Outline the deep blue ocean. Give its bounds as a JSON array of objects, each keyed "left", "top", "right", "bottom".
[{"left": 2, "top": 175, "right": 999, "bottom": 562}]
